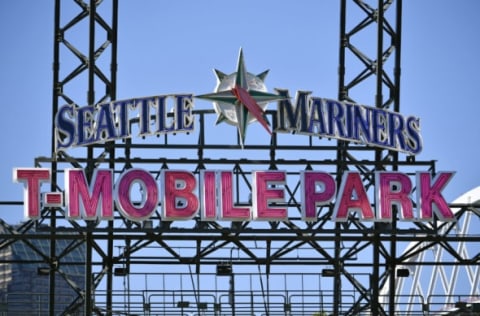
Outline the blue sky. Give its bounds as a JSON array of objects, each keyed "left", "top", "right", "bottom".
[
  {"left": 2, "top": 1, "right": 480, "bottom": 311},
  {"left": 1, "top": 0, "right": 480, "bottom": 225}
]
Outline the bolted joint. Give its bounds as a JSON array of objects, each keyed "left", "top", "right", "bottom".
[
  {"left": 55, "top": 30, "right": 64, "bottom": 42},
  {"left": 50, "top": 256, "right": 59, "bottom": 271}
]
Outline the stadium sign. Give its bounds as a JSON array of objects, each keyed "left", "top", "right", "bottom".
[
  {"left": 54, "top": 49, "right": 422, "bottom": 154},
  {"left": 13, "top": 168, "right": 455, "bottom": 223},
  {"left": 14, "top": 49, "right": 445, "bottom": 224}
]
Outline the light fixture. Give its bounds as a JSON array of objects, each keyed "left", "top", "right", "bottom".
[
  {"left": 37, "top": 267, "right": 50, "bottom": 275},
  {"left": 216, "top": 262, "right": 232, "bottom": 276},
  {"left": 177, "top": 301, "right": 189, "bottom": 308},
  {"left": 321, "top": 269, "right": 335, "bottom": 277},
  {"left": 114, "top": 267, "right": 129, "bottom": 276},
  {"left": 396, "top": 268, "right": 410, "bottom": 277}
]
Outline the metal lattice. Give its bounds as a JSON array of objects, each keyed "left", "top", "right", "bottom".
[{"left": 0, "top": 1, "right": 479, "bottom": 316}]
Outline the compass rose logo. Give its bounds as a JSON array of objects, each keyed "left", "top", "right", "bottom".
[{"left": 197, "top": 49, "right": 286, "bottom": 147}]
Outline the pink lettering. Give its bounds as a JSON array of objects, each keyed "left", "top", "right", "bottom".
[
  {"left": 376, "top": 172, "right": 413, "bottom": 221},
  {"left": 417, "top": 171, "right": 455, "bottom": 221},
  {"left": 301, "top": 171, "right": 336, "bottom": 221},
  {"left": 115, "top": 169, "right": 158, "bottom": 222},
  {"left": 333, "top": 171, "right": 374, "bottom": 221},
  {"left": 252, "top": 171, "right": 287, "bottom": 221},
  {"left": 12, "top": 167, "right": 455, "bottom": 224},
  {"left": 219, "top": 171, "right": 251, "bottom": 221},
  {"left": 162, "top": 170, "right": 199, "bottom": 220},
  {"left": 66, "top": 169, "right": 113, "bottom": 220},
  {"left": 200, "top": 170, "right": 217, "bottom": 220},
  {"left": 13, "top": 168, "right": 51, "bottom": 219}
]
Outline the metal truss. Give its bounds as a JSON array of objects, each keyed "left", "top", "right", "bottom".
[
  {"left": 338, "top": 0, "right": 402, "bottom": 314},
  {"left": 0, "top": 0, "right": 480, "bottom": 315}
]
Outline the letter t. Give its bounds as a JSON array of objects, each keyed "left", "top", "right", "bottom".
[{"left": 13, "top": 168, "right": 51, "bottom": 219}]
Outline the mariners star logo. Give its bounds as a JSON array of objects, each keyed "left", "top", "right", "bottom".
[{"left": 196, "top": 48, "right": 286, "bottom": 147}]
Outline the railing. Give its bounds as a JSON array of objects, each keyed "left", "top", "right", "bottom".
[
  {"left": 88, "top": 271, "right": 480, "bottom": 315},
  {"left": 93, "top": 289, "right": 355, "bottom": 315},
  {"left": 1, "top": 289, "right": 477, "bottom": 315},
  {"left": 90, "top": 290, "right": 480, "bottom": 315},
  {"left": 426, "top": 294, "right": 480, "bottom": 315}
]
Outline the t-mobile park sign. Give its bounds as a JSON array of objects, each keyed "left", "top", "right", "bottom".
[
  {"left": 13, "top": 168, "right": 455, "bottom": 223},
  {"left": 13, "top": 50, "right": 452, "bottom": 224}
]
